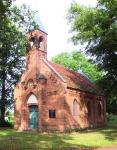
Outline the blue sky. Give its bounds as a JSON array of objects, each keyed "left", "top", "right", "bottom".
[{"left": 14, "top": 0, "right": 97, "bottom": 59}]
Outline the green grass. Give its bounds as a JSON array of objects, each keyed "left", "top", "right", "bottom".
[{"left": 0, "top": 125, "right": 117, "bottom": 150}]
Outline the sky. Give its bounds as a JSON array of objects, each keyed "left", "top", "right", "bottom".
[{"left": 14, "top": 0, "right": 97, "bottom": 59}]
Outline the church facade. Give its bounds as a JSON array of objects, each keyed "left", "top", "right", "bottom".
[{"left": 14, "top": 28, "right": 106, "bottom": 131}]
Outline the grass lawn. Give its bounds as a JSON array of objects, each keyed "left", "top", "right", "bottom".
[{"left": 0, "top": 124, "right": 117, "bottom": 150}]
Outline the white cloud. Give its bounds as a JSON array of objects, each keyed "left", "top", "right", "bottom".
[{"left": 14, "top": 0, "right": 97, "bottom": 59}]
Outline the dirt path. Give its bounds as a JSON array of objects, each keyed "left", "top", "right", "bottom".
[
  {"left": 64, "top": 146, "right": 117, "bottom": 150},
  {"left": 95, "top": 146, "right": 117, "bottom": 150}
]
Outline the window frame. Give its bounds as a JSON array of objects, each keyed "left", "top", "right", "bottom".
[{"left": 49, "top": 109, "right": 56, "bottom": 118}]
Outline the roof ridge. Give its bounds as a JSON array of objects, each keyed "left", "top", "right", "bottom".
[{"left": 48, "top": 60, "right": 72, "bottom": 71}]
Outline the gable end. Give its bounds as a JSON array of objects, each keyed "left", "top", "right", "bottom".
[{"left": 43, "top": 59, "right": 66, "bottom": 83}]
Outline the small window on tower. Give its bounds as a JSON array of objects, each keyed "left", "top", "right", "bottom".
[
  {"left": 38, "top": 36, "right": 43, "bottom": 49},
  {"left": 30, "top": 37, "right": 35, "bottom": 48},
  {"left": 49, "top": 110, "right": 56, "bottom": 118}
]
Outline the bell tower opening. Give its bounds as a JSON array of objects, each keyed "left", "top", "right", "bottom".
[
  {"left": 27, "top": 29, "right": 47, "bottom": 53},
  {"left": 30, "top": 37, "right": 35, "bottom": 48},
  {"left": 38, "top": 36, "right": 43, "bottom": 49}
]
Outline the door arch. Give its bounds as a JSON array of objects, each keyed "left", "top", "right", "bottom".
[{"left": 27, "top": 94, "right": 38, "bottom": 104}]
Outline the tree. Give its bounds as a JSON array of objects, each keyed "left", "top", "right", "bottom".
[
  {"left": 51, "top": 50, "right": 103, "bottom": 82},
  {"left": 0, "top": 4, "right": 39, "bottom": 121},
  {"left": 0, "top": 0, "right": 12, "bottom": 17},
  {"left": 68, "top": 0, "right": 117, "bottom": 113}
]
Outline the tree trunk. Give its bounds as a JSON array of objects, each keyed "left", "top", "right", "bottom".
[{"left": 0, "top": 71, "right": 6, "bottom": 122}]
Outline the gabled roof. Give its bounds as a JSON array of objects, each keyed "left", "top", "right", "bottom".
[
  {"left": 47, "top": 61, "right": 100, "bottom": 94},
  {"left": 43, "top": 59, "right": 66, "bottom": 82}
]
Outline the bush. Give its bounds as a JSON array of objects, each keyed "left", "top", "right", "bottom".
[
  {"left": 0, "top": 120, "right": 13, "bottom": 128},
  {"left": 107, "top": 113, "right": 117, "bottom": 121},
  {"left": 106, "top": 113, "right": 117, "bottom": 125},
  {"left": 8, "top": 113, "right": 14, "bottom": 124}
]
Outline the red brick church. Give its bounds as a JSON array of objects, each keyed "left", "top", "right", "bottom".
[{"left": 14, "top": 24, "right": 106, "bottom": 131}]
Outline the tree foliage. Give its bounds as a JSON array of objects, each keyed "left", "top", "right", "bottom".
[
  {"left": 0, "top": 0, "right": 12, "bottom": 18},
  {"left": 52, "top": 50, "right": 103, "bottom": 82},
  {"left": 68, "top": 0, "right": 117, "bottom": 113},
  {"left": 0, "top": 4, "right": 39, "bottom": 121}
]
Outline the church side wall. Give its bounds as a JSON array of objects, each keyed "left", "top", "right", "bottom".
[
  {"left": 64, "top": 88, "right": 106, "bottom": 130},
  {"left": 64, "top": 88, "right": 88, "bottom": 130}
]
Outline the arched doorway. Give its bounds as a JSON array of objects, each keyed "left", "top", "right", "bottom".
[{"left": 27, "top": 94, "right": 38, "bottom": 129}]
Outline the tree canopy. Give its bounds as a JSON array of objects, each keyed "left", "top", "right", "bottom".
[
  {"left": 68, "top": 0, "right": 117, "bottom": 113},
  {"left": 0, "top": 4, "right": 39, "bottom": 121},
  {"left": 52, "top": 50, "right": 103, "bottom": 82},
  {"left": 0, "top": 0, "right": 12, "bottom": 17},
  {"left": 68, "top": 0, "right": 117, "bottom": 82}
]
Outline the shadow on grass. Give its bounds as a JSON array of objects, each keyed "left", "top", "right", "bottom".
[
  {"left": 0, "top": 129, "right": 99, "bottom": 150},
  {"left": 0, "top": 124, "right": 117, "bottom": 150},
  {"left": 99, "top": 126, "right": 117, "bottom": 141},
  {"left": 80, "top": 124, "right": 117, "bottom": 142}
]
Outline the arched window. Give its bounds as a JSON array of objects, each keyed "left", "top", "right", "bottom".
[
  {"left": 97, "top": 102, "right": 102, "bottom": 117},
  {"left": 30, "top": 37, "right": 35, "bottom": 48},
  {"left": 27, "top": 94, "right": 38, "bottom": 104},
  {"left": 38, "top": 36, "right": 43, "bottom": 49},
  {"left": 73, "top": 99, "right": 78, "bottom": 116},
  {"left": 87, "top": 101, "right": 91, "bottom": 118}
]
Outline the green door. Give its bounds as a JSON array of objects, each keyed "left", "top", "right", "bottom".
[{"left": 29, "top": 105, "right": 38, "bottom": 129}]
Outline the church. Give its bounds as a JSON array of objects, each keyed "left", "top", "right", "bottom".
[{"left": 14, "top": 24, "right": 106, "bottom": 131}]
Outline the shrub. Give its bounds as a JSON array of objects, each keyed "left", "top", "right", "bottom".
[
  {"left": 0, "top": 120, "right": 13, "bottom": 128},
  {"left": 106, "top": 113, "right": 117, "bottom": 126}
]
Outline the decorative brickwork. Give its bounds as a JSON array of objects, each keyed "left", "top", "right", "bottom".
[{"left": 14, "top": 29, "right": 106, "bottom": 132}]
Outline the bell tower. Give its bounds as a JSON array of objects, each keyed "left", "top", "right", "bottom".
[
  {"left": 26, "top": 28, "right": 47, "bottom": 71},
  {"left": 27, "top": 29, "right": 47, "bottom": 56}
]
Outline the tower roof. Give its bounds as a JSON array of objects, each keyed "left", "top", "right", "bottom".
[{"left": 34, "top": 15, "right": 47, "bottom": 34}]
